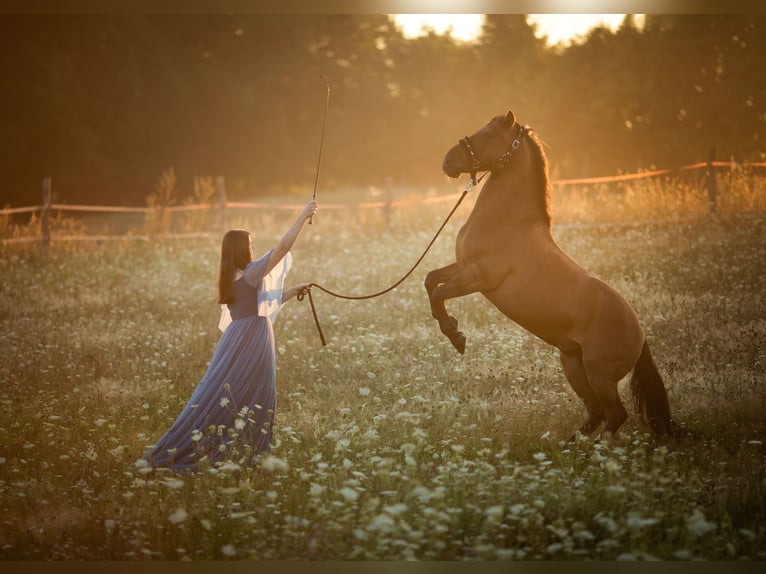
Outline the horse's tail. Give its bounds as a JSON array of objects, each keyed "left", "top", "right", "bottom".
[{"left": 630, "top": 340, "right": 682, "bottom": 436}]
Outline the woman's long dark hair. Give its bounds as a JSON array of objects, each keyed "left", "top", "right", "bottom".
[{"left": 218, "top": 229, "right": 252, "bottom": 304}]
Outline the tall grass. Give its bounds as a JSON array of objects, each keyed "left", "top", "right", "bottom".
[{"left": 0, "top": 175, "right": 764, "bottom": 560}]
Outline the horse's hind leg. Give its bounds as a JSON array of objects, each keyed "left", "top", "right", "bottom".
[
  {"left": 582, "top": 358, "right": 629, "bottom": 437},
  {"left": 560, "top": 351, "right": 605, "bottom": 440}
]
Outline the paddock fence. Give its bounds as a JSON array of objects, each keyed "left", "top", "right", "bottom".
[{"left": 2, "top": 158, "right": 765, "bottom": 247}]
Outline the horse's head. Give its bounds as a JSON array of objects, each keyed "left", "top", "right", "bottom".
[{"left": 442, "top": 111, "right": 523, "bottom": 179}]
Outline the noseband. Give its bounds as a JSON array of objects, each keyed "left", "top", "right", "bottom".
[{"left": 459, "top": 124, "right": 525, "bottom": 185}]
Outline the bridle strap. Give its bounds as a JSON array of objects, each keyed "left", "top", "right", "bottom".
[
  {"left": 459, "top": 137, "right": 482, "bottom": 171},
  {"left": 459, "top": 136, "right": 482, "bottom": 185},
  {"left": 459, "top": 124, "right": 526, "bottom": 183}
]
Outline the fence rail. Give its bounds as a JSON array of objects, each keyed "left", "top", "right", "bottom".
[{"left": 2, "top": 159, "right": 765, "bottom": 246}]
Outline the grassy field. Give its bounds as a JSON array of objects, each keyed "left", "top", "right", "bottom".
[{"left": 1, "top": 174, "right": 765, "bottom": 560}]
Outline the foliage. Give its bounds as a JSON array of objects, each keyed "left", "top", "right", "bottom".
[
  {"left": 0, "top": 179, "right": 764, "bottom": 560},
  {"left": 1, "top": 14, "right": 764, "bottom": 207}
]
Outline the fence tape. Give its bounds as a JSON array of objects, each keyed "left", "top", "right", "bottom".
[{"left": 2, "top": 160, "right": 764, "bottom": 217}]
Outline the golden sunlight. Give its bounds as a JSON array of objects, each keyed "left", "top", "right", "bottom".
[
  {"left": 391, "top": 14, "right": 485, "bottom": 43},
  {"left": 526, "top": 14, "right": 645, "bottom": 47},
  {"left": 391, "top": 14, "right": 644, "bottom": 47}
]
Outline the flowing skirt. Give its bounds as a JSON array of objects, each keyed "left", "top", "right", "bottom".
[{"left": 144, "top": 315, "right": 276, "bottom": 473}]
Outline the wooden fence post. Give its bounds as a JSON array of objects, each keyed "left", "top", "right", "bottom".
[
  {"left": 706, "top": 146, "right": 717, "bottom": 213},
  {"left": 41, "top": 176, "right": 52, "bottom": 247},
  {"left": 216, "top": 176, "right": 227, "bottom": 230}
]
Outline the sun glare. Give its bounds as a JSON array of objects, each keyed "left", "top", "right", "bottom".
[
  {"left": 391, "top": 14, "right": 645, "bottom": 47},
  {"left": 527, "top": 14, "right": 645, "bottom": 47},
  {"left": 391, "top": 14, "right": 485, "bottom": 43}
]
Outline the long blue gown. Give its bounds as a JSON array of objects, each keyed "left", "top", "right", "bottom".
[{"left": 143, "top": 250, "right": 286, "bottom": 473}]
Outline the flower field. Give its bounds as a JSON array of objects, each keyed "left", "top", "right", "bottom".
[{"left": 1, "top": 178, "right": 765, "bottom": 560}]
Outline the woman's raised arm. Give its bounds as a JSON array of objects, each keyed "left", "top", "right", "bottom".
[{"left": 264, "top": 200, "right": 317, "bottom": 275}]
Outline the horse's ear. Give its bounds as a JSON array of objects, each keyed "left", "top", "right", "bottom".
[{"left": 504, "top": 111, "right": 515, "bottom": 126}]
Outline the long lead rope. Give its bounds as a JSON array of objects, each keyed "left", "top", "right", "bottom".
[{"left": 298, "top": 174, "right": 486, "bottom": 345}]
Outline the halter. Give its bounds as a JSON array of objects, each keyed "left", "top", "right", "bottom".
[{"left": 459, "top": 124, "right": 526, "bottom": 186}]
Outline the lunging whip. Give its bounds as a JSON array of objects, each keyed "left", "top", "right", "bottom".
[
  {"left": 297, "top": 74, "right": 331, "bottom": 344},
  {"left": 310, "top": 74, "right": 331, "bottom": 225}
]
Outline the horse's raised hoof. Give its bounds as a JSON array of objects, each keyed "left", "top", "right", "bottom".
[{"left": 450, "top": 331, "right": 466, "bottom": 354}]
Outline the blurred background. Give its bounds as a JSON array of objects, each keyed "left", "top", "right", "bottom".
[{"left": 1, "top": 13, "right": 764, "bottom": 206}]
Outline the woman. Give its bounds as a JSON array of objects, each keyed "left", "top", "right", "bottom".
[{"left": 143, "top": 199, "right": 318, "bottom": 473}]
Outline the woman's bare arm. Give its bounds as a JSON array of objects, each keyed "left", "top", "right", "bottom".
[{"left": 265, "top": 200, "right": 317, "bottom": 275}]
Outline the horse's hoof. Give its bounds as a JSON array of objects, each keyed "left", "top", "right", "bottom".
[{"left": 450, "top": 331, "right": 466, "bottom": 354}]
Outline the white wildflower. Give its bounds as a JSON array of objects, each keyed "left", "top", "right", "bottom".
[
  {"left": 411, "top": 485, "right": 433, "bottom": 503},
  {"left": 339, "top": 487, "right": 359, "bottom": 502},
  {"left": 384, "top": 503, "right": 408, "bottom": 516},
  {"left": 626, "top": 513, "right": 658, "bottom": 530},
  {"left": 261, "top": 455, "right": 288, "bottom": 473},
  {"left": 168, "top": 507, "right": 188, "bottom": 524},
  {"left": 219, "top": 397, "right": 230, "bottom": 408},
  {"left": 218, "top": 460, "right": 241, "bottom": 472},
  {"left": 309, "top": 483, "right": 326, "bottom": 497},
  {"left": 335, "top": 438, "right": 350, "bottom": 452},
  {"left": 686, "top": 509, "right": 716, "bottom": 537},
  {"left": 161, "top": 477, "right": 185, "bottom": 490},
  {"left": 485, "top": 505, "right": 504, "bottom": 524},
  {"left": 595, "top": 514, "right": 618, "bottom": 534},
  {"left": 353, "top": 528, "right": 368, "bottom": 541},
  {"left": 109, "top": 445, "right": 125, "bottom": 460},
  {"left": 361, "top": 429, "right": 379, "bottom": 441},
  {"left": 367, "top": 513, "right": 396, "bottom": 533},
  {"left": 616, "top": 553, "right": 638, "bottom": 561},
  {"left": 358, "top": 387, "right": 370, "bottom": 396}
]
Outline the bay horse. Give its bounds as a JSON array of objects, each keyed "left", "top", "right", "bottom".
[{"left": 425, "top": 111, "right": 683, "bottom": 439}]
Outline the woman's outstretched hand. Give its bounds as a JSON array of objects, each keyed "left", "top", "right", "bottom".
[{"left": 302, "top": 200, "right": 318, "bottom": 221}]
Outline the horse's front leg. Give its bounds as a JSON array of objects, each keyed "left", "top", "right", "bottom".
[
  {"left": 425, "top": 263, "right": 483, "bottom": 354},
  {"left": 425, "top": 262, "right": 459, "bottom": 323}
]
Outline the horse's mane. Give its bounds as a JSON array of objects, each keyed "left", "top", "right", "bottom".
[{"left": 523, "top": 126, "right": 552, "bottom": 229}]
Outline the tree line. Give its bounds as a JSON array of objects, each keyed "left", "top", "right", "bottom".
[{"left": 2, "top": 14, "right": 764, "bottom": 206}]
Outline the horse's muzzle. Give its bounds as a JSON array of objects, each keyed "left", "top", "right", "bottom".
[{"left": 442, "top": 147, "right": 463, "bottom": 178}]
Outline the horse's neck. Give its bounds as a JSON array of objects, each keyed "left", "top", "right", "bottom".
[{"left": 474, "top": 170, "right": 551, "bottom": 231}]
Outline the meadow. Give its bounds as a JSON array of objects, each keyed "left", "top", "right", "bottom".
[{"left": 0, "top": 172, "right": 765, "bottom": 560}]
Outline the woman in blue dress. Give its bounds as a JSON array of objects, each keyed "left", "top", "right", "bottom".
[{"left": 142, "top": 199, "right": 318, "bottom": 473}]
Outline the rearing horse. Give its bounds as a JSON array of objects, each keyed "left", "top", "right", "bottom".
[{"left": 425, "top": 111, "right": 683, "bottom": 439}]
